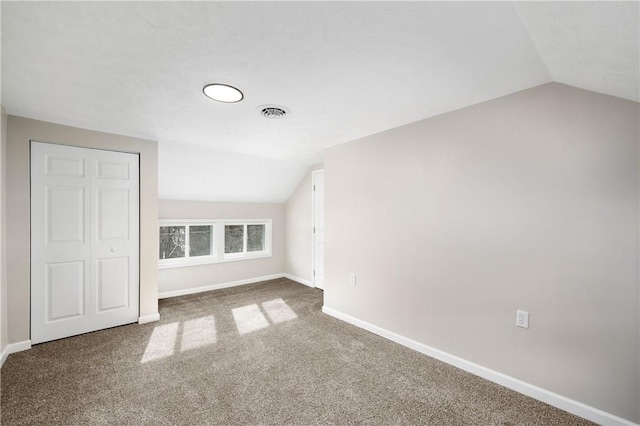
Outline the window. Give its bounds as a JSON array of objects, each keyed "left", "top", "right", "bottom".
[
  {"left": 159, "top": 226, "right": 185, "bottom": 259},
  {"left": 189, "top": 225, "right": 213, "bottom": 257},
  {"left": 225, "top": 225, "right": 244, "bottom": 254},
  {"left": 247, "top": 224, "right": 266, "bottom": 252},
  {"left": 159, "top": 222, "right": 214, "bottom": 267},
  {"left": 224, "top": 223, "right": 267, "bottom": 257},
  {"left": 159, "top": 219, "right": 272, "bottom": 268}
]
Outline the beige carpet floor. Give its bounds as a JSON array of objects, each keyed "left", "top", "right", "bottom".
[{"left": 1, "top": 278, "right": 593, "bottom": 425}]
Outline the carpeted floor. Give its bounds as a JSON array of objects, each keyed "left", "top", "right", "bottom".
[{"left": 1, "top": 278, "right": 593, "bottom": 425}]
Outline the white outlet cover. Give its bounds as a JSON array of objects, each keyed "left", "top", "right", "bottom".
[{"left": 516, "top": 310, "right": 529, "bottom": 329}]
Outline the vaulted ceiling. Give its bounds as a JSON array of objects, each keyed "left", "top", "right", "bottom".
[{"left": 2, "top": 2, "right": 638, "bottom": 202}]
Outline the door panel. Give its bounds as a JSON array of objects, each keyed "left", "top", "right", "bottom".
[
  {"left": 46, "top": 261, "right": 85, "bottom": 321},
  {"left": 47, "top": 186, "right": 85, "bottom": 243},
  {"left": 31, "top": 142, "right": 91, "bottom": 344},
  {"left": 97, "top": 257, "right": 129, "bottom": 312},
  {"left": 46, "top": 156, "right": 85, "bottom": 177},
  {"left": 96, "top": 160, "right": 130, "bottom": 180},
  {"left": 31, "top": 142, "right": 139, "bottom": 344},
  {"left": 97, "top": 188, "right": 130, "bottom": 240},
  {"left": 91, "top": 149, "right": 139, "bottom": 324}
]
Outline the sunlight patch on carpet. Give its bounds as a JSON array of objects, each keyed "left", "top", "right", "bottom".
[
  {"left": 141, "top": 322, "right": 179, "bottom": 363},
  {"left": 262, "top": 298, "right": 297, "bottom": 324},
  {"left": 233, "top": 304, "right": 270, "bottom": 334},
  {"left": 181, "top": 315, "right": 217, "bottom": 351}
]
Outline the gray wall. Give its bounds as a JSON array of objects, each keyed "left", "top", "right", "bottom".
[
  {"left": 6, "top": 116, "right": 159, "bottom": 345},
  {"left": 1, "top": 107, "right": 7, "bottom": 356},
  {"left": 158, "top": 200, "right": 285, "bottom": 294},
  {"left": 285, "top": 164, "right": 323, "bottom": 283},
  {"left": 323, "top": 83, "right": 639, "bottom": 422}
]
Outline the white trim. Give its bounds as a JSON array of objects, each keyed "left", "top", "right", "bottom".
[
  {"left": 159, "top": 251, "right": 272, "bottom": 269},
  {"left": 138, "top": 313, "right": 160, "bottom": 324},
  {"left": 284, "top": 273, "right": 314, "bottom": 288},
  {"left": 322, "top": 306, "right": 638, "bottom": 426},
  {"left": 0, "top": 340, "right": 32, "bottom": 368},
  {"left": 158, "top": 273, "right": 285, "bottom": 299}
]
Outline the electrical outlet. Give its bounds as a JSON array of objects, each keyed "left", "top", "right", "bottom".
[
  {"left": 350, "top": 274, "right": 356, "bottom": 285},
  {"left": 516, "top": 310, "right": 529, "bottom": 329}
]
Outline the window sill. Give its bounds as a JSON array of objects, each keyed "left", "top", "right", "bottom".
[{"left": 158, "top": 252, "right": 272, "bottom": 269}]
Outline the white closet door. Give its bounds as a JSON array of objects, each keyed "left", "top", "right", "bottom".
[
  {"left": 31, "top": 142, "right": 139, "bottom": 344},
  {"left": 313, "top": 170, "right": 325, "bottom": 289}
]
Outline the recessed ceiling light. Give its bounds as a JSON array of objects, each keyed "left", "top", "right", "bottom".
[{"left": 203, "top": 83, "right": 244, "bottom": 103}]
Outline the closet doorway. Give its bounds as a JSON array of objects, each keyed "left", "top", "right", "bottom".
[{"left": 30, "top": 142, "right": 140, "bottom": 344}]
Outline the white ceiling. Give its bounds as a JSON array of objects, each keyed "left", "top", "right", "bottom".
[{"left": 2, "top": 2, "right": 638, "bottom": 203}]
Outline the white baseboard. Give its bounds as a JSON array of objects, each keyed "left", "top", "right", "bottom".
[
  {"left": 283, "top": 273, "right": 314, "bottom": 288},
  {"left": 0, "top": 340, "right": 32, "bottom": 369},
  {"left": 322, "top": 306, "right": 638, "bottom": 426},
  {"left": 158, "top": 273, "right": 286, "bottom": 299},
  {"left": 138, "top": 313, "right": 160, "bottom": 324}
]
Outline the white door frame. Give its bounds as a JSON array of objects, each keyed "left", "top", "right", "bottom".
[{"left": 311, "top": 169, "right": 325, "bottom": 289}]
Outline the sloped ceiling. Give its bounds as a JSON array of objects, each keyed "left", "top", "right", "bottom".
[{"left": 2, "top": 2, "right": 638, "bottom": 203}]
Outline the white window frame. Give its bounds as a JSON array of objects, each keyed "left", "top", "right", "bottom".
[
  {"left": 159, "top": 220, "right": 216, "bottom": 268},
  {"left": 223, "top": 221, "right": 271, "bottom": 260},
  {"left": 158, "top": 219, "right": 272, "bottom": 269}
]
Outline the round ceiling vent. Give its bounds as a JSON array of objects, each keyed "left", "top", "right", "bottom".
[{"left": 258, "top": 104, "right": 291, "bottom": 119}]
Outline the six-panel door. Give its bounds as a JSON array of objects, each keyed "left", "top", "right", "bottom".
[{"left": 31, "top": 142, "right": 140, "bottom": 344}]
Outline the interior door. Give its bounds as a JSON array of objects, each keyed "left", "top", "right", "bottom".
[
  {"left": 31, "top": 142, "right": 139, "bottom": 344},
  {"left": 313, "top": 170, "right": 325, "bottom": 289}
]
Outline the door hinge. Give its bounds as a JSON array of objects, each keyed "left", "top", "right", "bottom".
[
  {"left": 313, "top": 227, "right": 315, "bottom": 233},
  {"left": 313, "top": 185, "right": 316, "bottom": 191},
  {"left": 313, "top": 270, "right": 316, "bottom": 276}
]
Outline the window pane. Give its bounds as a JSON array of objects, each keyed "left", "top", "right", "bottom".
[
  {"left": 225, "top": 225, "right": 244, "bottom": 254},
  {"left": 159, "top": 226, "right": 185, "bottom": 259},
  {"left": 247, "top": 224, "right": 265, "bottom": 252},
  {"left": 189, "top": 225, "right": 212, "bottom": 257}
]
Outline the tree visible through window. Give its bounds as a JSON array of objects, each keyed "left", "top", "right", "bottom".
[
  {"left": 190, "top": 225, "right": 212, "bottom": 257},
  {"left": 160, "top": 224, "right": 213, "bottom": 261},
  {"left": 247, "top": 224, "right": 265, "bottom": 252},
  {"left": 159, "top": 226, "right": 185, "bottom": 259},
  {"left": 225, "top": 225, "right": 244, "bottom": 254},
  {"left": 225, "top": 223, "right": 267, "bottom": 255}
]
